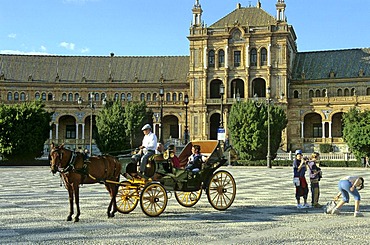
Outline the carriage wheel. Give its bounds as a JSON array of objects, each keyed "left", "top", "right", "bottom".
[
  {"left": 175, "top": 190, "right": 202, "bottom": 207},
  {"left": 140, "top": 183, "right": 168, "bottom": 217},
  {"left": 115, "top": 181, "right": 139, "bottom": 214},
  {"left": 206, "top": 170, "right": 236, "bottom": 211}
]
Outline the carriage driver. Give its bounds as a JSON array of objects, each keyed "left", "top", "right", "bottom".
[{"left": 138, "top": 124, "right": 158, "bottom": 175}]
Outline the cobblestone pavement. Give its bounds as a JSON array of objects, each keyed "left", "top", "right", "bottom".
[{"left": 0, "top": 165, "right": 370, "bottom": 245}]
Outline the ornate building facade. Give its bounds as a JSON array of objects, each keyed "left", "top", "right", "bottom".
[{"left": 1, "top": 0, "right": 370, "bottom": 154}]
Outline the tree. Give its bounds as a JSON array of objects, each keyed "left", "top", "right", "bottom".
[
  {"left": 95, "top": 100, "right": 128, "bottom": 154},
  {"left": 0, "top": 101, "right": 52, "bottom": 162},
  {"left": 123, "top": 101, "right": 153, "bottom": 149},
  {"left": 342, "top": 107, "right": 370, "bottom": 159},
  {"left": 228, "top": 100, "right": 287, "bottom": 160},
  {"left": 95, "top": 100, "right": 152, "bottom": 154}
]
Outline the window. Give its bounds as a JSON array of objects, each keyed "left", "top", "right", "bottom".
[
  {"left": 62, "top": 93, "right": 67, "bottom": 101},
  {"left": 179, "top": 93, "right": 183, "bottom": 101},
  {"left": 308, "top": 90, "right": 314, "bottom": 98},
  {"left": 101, "top": 93, "right": 106, "bottom": 101},
  {"left": 315, "top": 90, "right": 320, "bottom": 97},
  {"left": 351, "top": 88, "right": 356, "bottom": 96},
  {"left": 146, "top": 93, "right": 151, "bottom": 101},
  {"left": 121, "top": 93, "right": 125, "bottom": 101},
  {"left": 208, "top": 50, "right": 215, "bottom": 68},
  {"left": 7, "top": 92, "right": 12, "bottom": 101},
  {"left": 74, "top": 93, "right": 79, "bottom": 101},
  {"left": 250, "top": 48, "right": 257, "bottom": 66},
  {"left": 234, "top": 51, "right": 241, "bottom": 67},
  {"left": 140, "top": 93, "right": 145, "bottom": 101},
  {"left": 367, "top": 88, "right": 370, "bottom": 95},
  {"left": 94, "top": 93, "right": 99, "bottom": 101},
  {"left": 48, "top": 93, "right": 54, "bottom": 101},
  {"left": 218, "top": 50, "right": 225, "bottom": 67},
  {"left": 114, "top": 93, "right": 119, "bottom": 101},
  {"left": 66, "top": 125, "right": 76, "bottom": 139},
  {"left": 20, "top": 92, "right": 26, "bottom": 101},
  {"left": 337, "top": 89, "right": 342, "bottom": 96},
  {"left": 35, "top": 92, "right": 40, "bottom": 100},
  {"left": 14, "top": 92, "right": 19, "bottom": 101},
  {"left": 344, "top": 88, "right": 350, "bottom": 96},
  {"left": 42, "top": 93, "right": 46, "bottom": 101},
  {"left": 313, "top": 123, "right": 322, "bottom": 138},
  {"left": 68, "top": 93, "right": 73, "bottom": 101},
  {"left": 166, "top": 93, "right": 171, "bottom": 101},
  {"left": 127, "top": 93, "right": 132, "bottom": 101},
  {"left": 172, "top": 93, "right": 177, "bottom": 101},
  {"left": 153, "top": 93, "right": 157, "bottom": 102},
  {"left": 293, "top": 90, "right": 299, "bottom": 98},
  {"left": 260, "top": 48, "right": 267, "bottom": 66}
]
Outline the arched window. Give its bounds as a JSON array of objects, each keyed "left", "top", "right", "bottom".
[
  {"left": 179, "top": 93, "right": 183, "bottom": 101},
  {"left": 218, "top": 50, "right": 225, "bottom": 67},
  {"left": 42, "top": 93, "right": 46, "bottom": 101},
  {"left": 114, "top": 93, "right": 119, "bottom": 101},
  {"left": 153, "top": 93, "right": 157, "bottom": 102},
  {"left": 322, "top": 89, "right": 326, "bottom": 97},
  {"left": 35, "top": 92, "right": 40, "bottom": 100},
  {"left": 351, "top": 88, "right": 356, "bottom": 96},
  {"left": 127, "top": 93, "right": 132, "bottom": 101},
  {"left": 20, "top": 92, "right": 26, "bottom": 101},
  {"left": 62, "top": 93, "right": 67, "bottom": 101},
  {"left": 337, "top": 89, "right": 342, "bottom": 96},
  {"left": 14, "top": 92, "right": 19, "bottom": 101},
  {"left": 101, "top": 93, "right": 106, "bottom": 101},
  {"left": 208, "top": 50, "right": 215, "bottom": 68},
  {"left": 250, "top": 48, "right": 257, "bottom": 66},
  {"left": 166, "top": 93, "right": 171, "bottom": 101},
  {"left": 49, "top": 93, "right": 54, "bottom": 101},
  {"left": 315, "top": 90, "right": 320, "bottom": 97},
  {"left": 140, "top": 93, "right": 145, "bottom": 101},
  {"left": 293, "top": 90, "right": 299, "bottom": 98},
  {"left": 260, "top": 48, "right": 267, "bottom": 66},
  {"left": 146, "top": 93, "right": 151, "bottom": 101},
  {"left": 94, "top": 93, "right": 99, "bottom": 101},
  {"left": 68, "top": 93, "right": 73, "bottom": 101},
  {"left": 121, "top": 93, "right": 125, "bottom": 101},
  {"left": 74, "top": 93, "right": 79, "bottom": 101},
  {"left": 344, "top": 88, "right": 350, "bottom": 96},
  {"left": 367, "top": 88, "right": 370, "bottom": 95},
  {"left": 172, "top": 93, "right": 177, "bottom": 101},
  {"left": 7, "top": 92, "right": 12, "bottom": 101},
  {"left": 308, "top": 90, "right": 314, "bottom": 98}
]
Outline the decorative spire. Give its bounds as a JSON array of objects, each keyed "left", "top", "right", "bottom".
[
  {"left": 276, "top": 0, "right": 286, "bottom": 22},
  {"left": 192, "top": 0, "right": 203, "bottom": 27}
]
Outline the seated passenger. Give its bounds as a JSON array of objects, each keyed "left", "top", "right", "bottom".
[
  {"left": 168, "top": 144, "right": 181, "bottom": 169},
  {"left": 185, "top": 145, "right": 207, "bottom": 172},
  {"left": 156, "top": 143, "right": 164, "bottom": 154}
]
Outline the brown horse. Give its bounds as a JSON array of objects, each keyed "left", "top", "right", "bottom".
[{"left": 49, "top": 143, "right": 121, "bottom": 222}]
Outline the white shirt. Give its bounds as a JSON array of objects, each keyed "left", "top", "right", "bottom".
[{"left": 142, "top": 132, "right": 157, "bottom": 153}]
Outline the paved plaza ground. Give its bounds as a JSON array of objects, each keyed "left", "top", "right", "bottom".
[{"left": 0, "top": 165, "right": 370, "bottom": 244}]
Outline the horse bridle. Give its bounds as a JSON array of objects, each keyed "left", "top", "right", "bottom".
[{"left": 50, "top": 147, "right": 77, "bottom": 173}]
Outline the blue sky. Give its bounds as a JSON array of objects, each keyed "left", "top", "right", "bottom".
[{"left": 1, "top": 0, "right": 369, "bottom": 56}]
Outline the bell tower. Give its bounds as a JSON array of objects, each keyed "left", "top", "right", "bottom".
[
  {"left": 276, "top": 0, "right": 286, "bottom": 22},
  {"left": 192, "top": 0, "right": 203, "bottom": 27}
]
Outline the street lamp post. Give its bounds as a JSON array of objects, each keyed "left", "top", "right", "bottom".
[
  {"left": 266, "top": 87, "right": 272, "bottom": 168},
  {"left": 159, "top": 86, "right": 164, "bottom": 143},
  {"left": 219, "top": 83, "right": 225, "bottom": 128},
  {"left": 78, "top": 92, "right": 106, "bottom": 156},
  {"left": 184, "top": 94, "right": 189, "bottom": 144}
]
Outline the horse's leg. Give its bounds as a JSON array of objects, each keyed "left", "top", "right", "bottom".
[
  {"left": 73, "top": 184, "right": 81, "bottom": 222},
  {"left": 67, "top": 185, "right": 74, "bottom": 221},
  {"left": 106, "top": 184, "right": 115, "bottom": 218}
]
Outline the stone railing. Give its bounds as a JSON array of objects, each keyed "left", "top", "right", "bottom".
[{"left": 275, "top": 152, "right": 357, "bottom": 161}]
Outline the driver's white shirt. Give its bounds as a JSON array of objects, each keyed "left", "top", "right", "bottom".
[{"left": 142, "top": 132, "right": 157, "bottom": 154}]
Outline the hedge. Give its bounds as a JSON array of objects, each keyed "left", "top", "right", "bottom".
[{"left": 235, "top": 160, "right": 364, "bottom": 167}]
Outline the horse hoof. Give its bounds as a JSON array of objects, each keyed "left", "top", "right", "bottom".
[
  {"left": 74, "top": 217, "right": 80, "bottom": 222},
  {"left": 67, "top": 216, "right": 72, "bottom": 221}
]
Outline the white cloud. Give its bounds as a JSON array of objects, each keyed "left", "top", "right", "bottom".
[
  {"left": 40, "top": 46, "right": 47, "bottom": 52},
  {"left": 7, "top": 33, "right": 16, "bottom": 39},
  {"left": 0, "top": 49, "right": 51, "bottom": 55},
  {"left": 81, "top": 47, "right": 90, "bottom": 53},
  {"left": 59, "top": 42, "right": 75, "bottom": 50}
]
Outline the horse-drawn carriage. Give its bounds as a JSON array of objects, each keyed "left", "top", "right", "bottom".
[
  {"left": 49, "top": 140, "right": 236, "bottom": 221},
  {"left": 116, "top": 140, "right": 236, "bottom": 217}
]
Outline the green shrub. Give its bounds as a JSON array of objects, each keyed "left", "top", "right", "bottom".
[{"left": 319, "top": 144, "right": 333, "bottom": 153}]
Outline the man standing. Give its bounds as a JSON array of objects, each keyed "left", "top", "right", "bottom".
[{"left": 139, "top": 124, "right": 157, "bottom": 175}]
